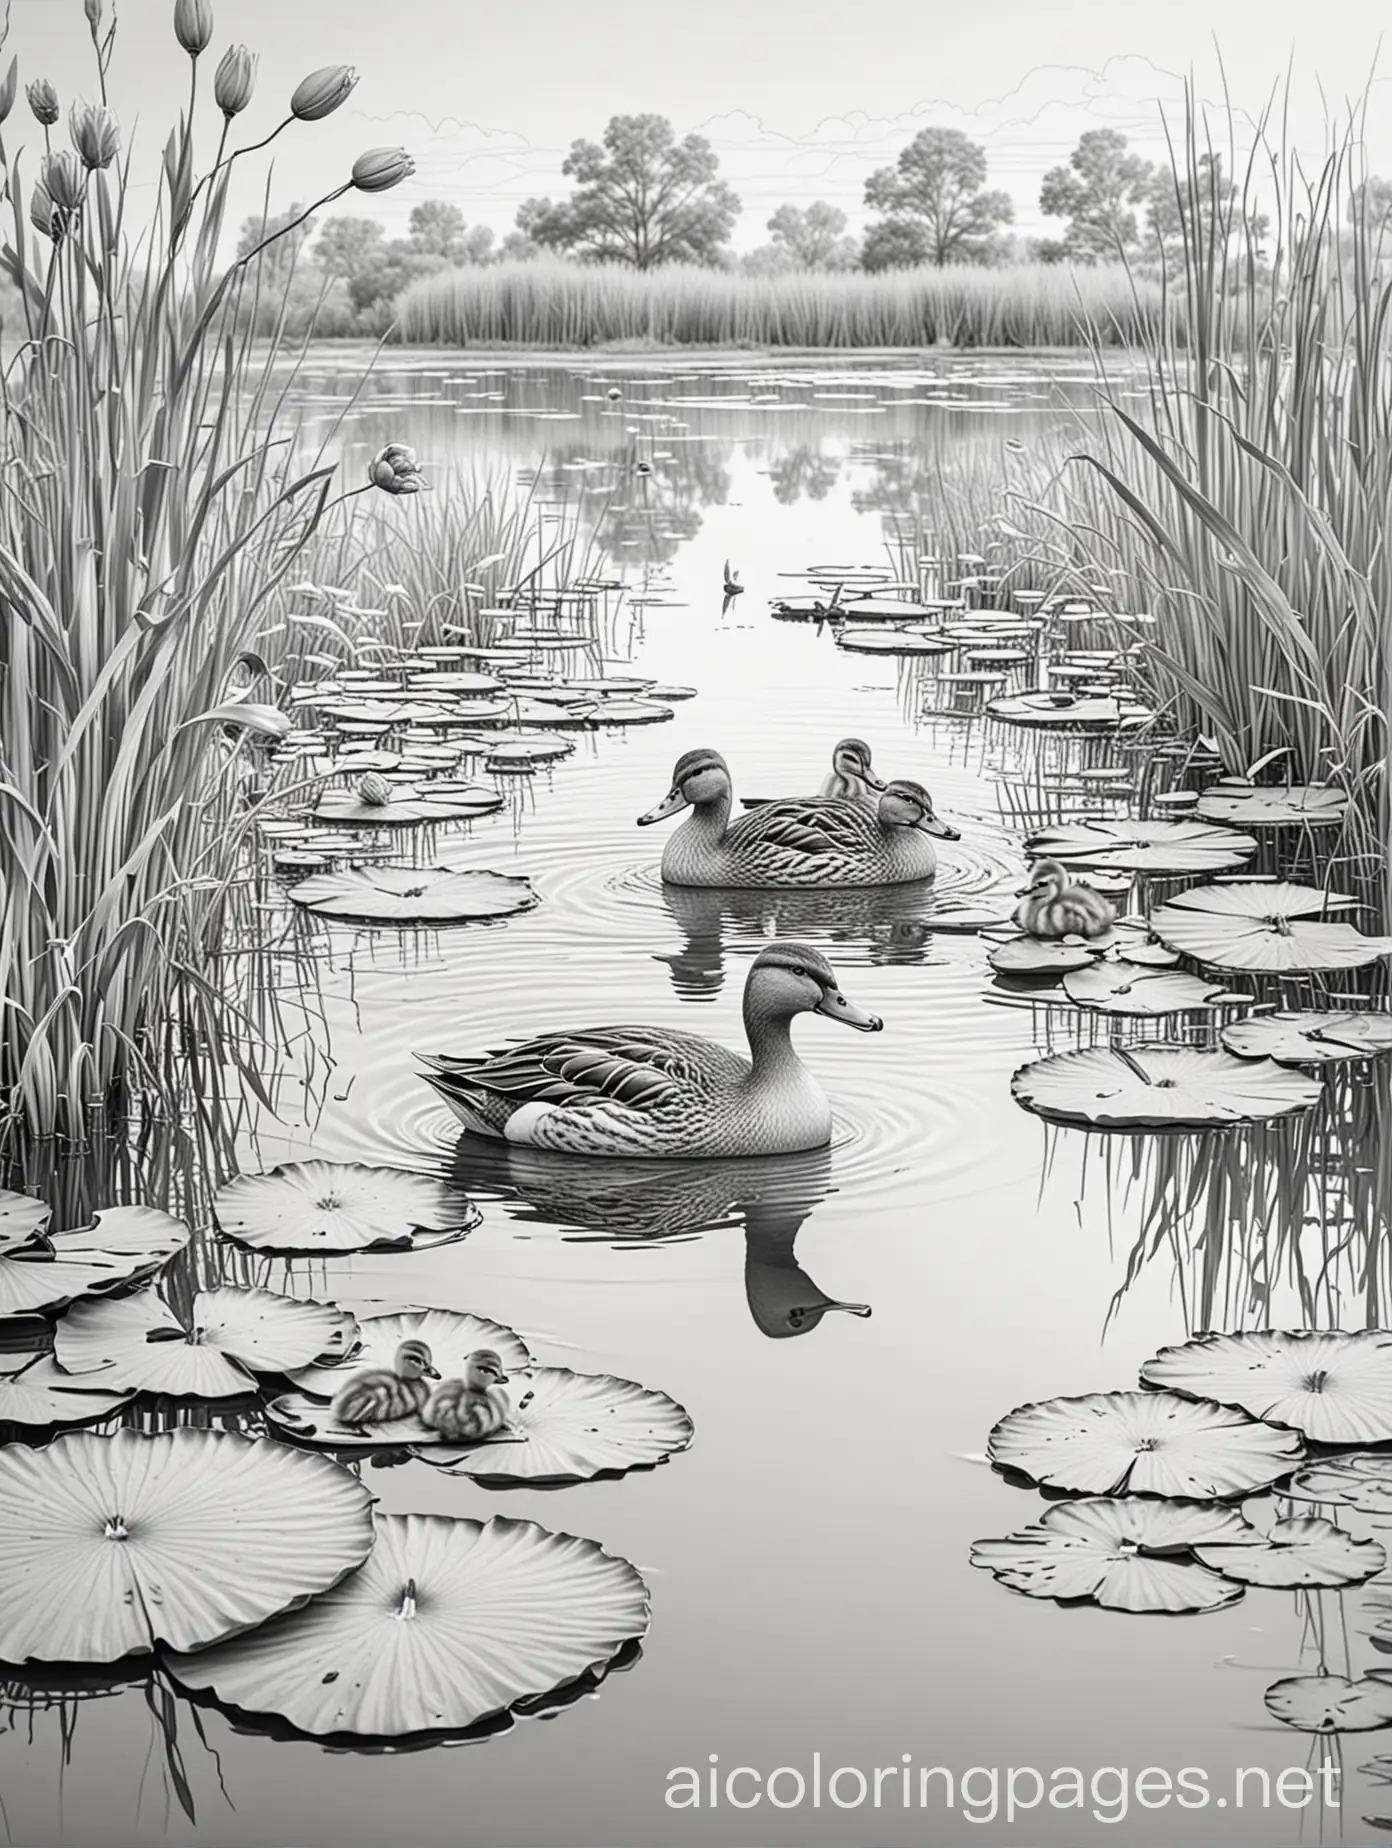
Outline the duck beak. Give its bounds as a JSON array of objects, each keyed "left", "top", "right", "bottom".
[
  {"left": 815, "top": 986, "right": 883, "bottom": 1032},
  {"left": 917, "top": 811, "right": 960, "bottom": 840},
  {"left": 424, "top": 1365, "right": 441, "bottom": 1380},
  {"left": 861, "top": 767, "right": 888, "bottom": 792},
  {"left": 637, "top": 785, "right": 688, "bottom": 826},
  {"left": 1015, "top": 880, "right": 1043, "bottom": 897}
]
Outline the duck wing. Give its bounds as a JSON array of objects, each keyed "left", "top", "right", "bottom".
[
  {"left": 420, "top": 1024, "right": 741, "bottom": 1111},
  {"left": 730, "top": 797, "right": 878, "bottom": 861}
]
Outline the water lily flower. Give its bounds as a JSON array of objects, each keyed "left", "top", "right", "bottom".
[
  {"left": 367, "top": 443, "right": 427, "bottom": 496},
  {"left": 42, "top": 151, "right": 86, "bottom": 214},
  {"left": 290, "top": 65, "right": 358, "bottom": 122},
  {"left": 351, "top": 147, "right": 415, "bottom": 194},
  {"left": 0, "top": 58, "right": 18, "bottom": 128},
  {"left": 214, "top": 44, "right": 257, "bottom": 118},
  {"left": 69, "top": 103, "right": 121, "bottom": 171},
  {"left": 173, "top": 0, "right": 214, "bottom": 56},
  {"left": 27, "top": 78, "right": 59, "bottom": 128}
]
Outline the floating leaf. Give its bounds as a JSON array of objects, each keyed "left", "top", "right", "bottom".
[
  {"left": 1062, "top": 964, "right": 1243, "bottom": 1016},
  {"left": 285, "top": 1306, "right": 532, "bottom": 1397},
  {"left": 1195, "top": 1517, "right": 1384, "bottom": 1588},
  {"left": 987, "top": 692, "right": 1152, "bottom": 731},
  {"left": 313, "top": 784, "right": 502, "bottom": 825},
  {"left": 1024, "top": 819, "right": 1257, "bottom": 874},
  {"left": 165, "top": 1511, "right": 648, "bottom": 1738},
  {"left": 988, "top": 935, "right": 1098, "bottom": 975},
  {"left": 287, "top": 866, "right": 537, "bottom": 925},
  {"left": 0, "top": 1429, "right": 374, "bottom": 1661},
  {"left": 835, "top": 628, "right": 957, "bottom": 657},
  {"left": 0, "top": 1189, "right": 51, "bottom": 1250},
  {"left": 971, "top": 1497, "right": 1252, "bottom": 1612},
  {"left": 55, "top": 1285, "right": 357, "bottom": 1398},
  {"left": 1284, "top": 1454, "right": 1392, "bottom": 1514},
  {"left": 1197, "top": 783, "right": 1348, "bottom": 828},
  {"left": 1222, "top": 1011, "right": 1392, "bottom": 1066},
  {"left": 1150, "top": 882, "right": 1392, "bottom": 973},
  {"left": 0, "top": 1205, "right": 189, "bottom": 1317},
  {"left": 214, "top": 1161, "right": 481, "bottom": 1256},
  {"left": 1265, "top": 1676, "right": 1392, "bottom": 1733},
  {"left": 988, "top": 1389, "right": 1305, "bottom": 1497},
  {"left": 1011, "top": 1043, "right": 1322, "bottom": 1130},
  {"left": 0, "top": 1352, "right": 134, "bottom": 1427},
  {"left": 1141, "top": 1330, "right": 1392, "bottom": 1444}
]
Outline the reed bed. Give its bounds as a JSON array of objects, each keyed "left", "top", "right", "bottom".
[{"left": 397, "top": 256, "right": 1170, "bottom": 351}]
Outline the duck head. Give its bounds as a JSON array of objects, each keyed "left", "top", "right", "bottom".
[
  {"left": 1016, "top": 857, "right": 1067, "bottom": 899},
  {"left": 746, "top": 942, "right": 883, "bottom": 1031},
  {"left": 637, "top": 748, "right": 732, "bottom": 824},
  {"left": 463, "top": 1348, "right": 508, "bottom": 1390},
  {"left": 877, "top": 779, "right": 959, "bottom": 840},
  {"left": 831, "top": 737, "right": 885, "bottom": 790},
  {"left": 394, "top": 1338, "right": 440, "bottom": 1381}
]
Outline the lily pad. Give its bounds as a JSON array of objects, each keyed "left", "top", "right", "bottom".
[
  {"left": 1284, "top": 1453, "right": 1392, "bottom": 1514},
  {"left": 1265, "top": 1676, "right": 1392, "bottom": 1733},
  {"left": 164, "top": 1511, "right": 648, "bottom": 1739},
  {"left": 1141, "top": 1330, "right": 1392, "bottom": 1444},
  {"left": 0, "top": 1351, "right": 135, "bottom": 1427},
  {"left": 0, "top": 1428, "right": 375, "bottom": 1662},
  {"left": 0, "top": 1205, "right": 190, "bottom": 1318},
  {"left": 285, "top": 1306, "right": 532, "bottom": 1397},
  {"left": 1194, "top": 1517, "right": 1385, "bottom": 1588},
  {"left": 1024, "top": 820, "right": 1257, "bottom": 875},
  {"left": 54, "top": 1285, "right": 357, "bottom": 1399},
  {"left": 460, "top": 730, "right": 574, "bottom": 766},
  {"left": 835, "top": 629, "right": 957, "bottom": 657},
  {"left": 1197, "top": 783, "right": 1348, "bottom": 828},
  {"left": 313, "top": 785, "right": 503, "bottom": 826},
  {"left": 1150, "top": 882, "right": 1392, "bottom": 973},
  {"left": 271, "top": 1365, "right": 692, "bottom": 1485},
  {"left": 971, "top": 1497, "right": 1253, "bottom": 1612},
  {"left": 987, "top": 692, "right": 1152, "bottom": 731},
  {"left": 987, "top": 1389, "right": 1305, "bottom": 1497},
  {"left": 1221, "top": 1011, "right": 1392, "bottom": 1066},
  {"left": 214, "top": 1162, "right": 481, "bottom": 1256},
  {"left": 287, "top": 866, "right": 537, "bottom": 926},
  {"left": 989, "top": 936, "right": 1099, "bottom": 976},
  {"left": 1011, "top": 1043, "right": 1323, "bottom": 1130},
  {"left": 0, "top": 1189, "right": 51, "bottom": 1247},
  {"left": 1061, "top": 964, "right": 1244, "bottom": 1016}
]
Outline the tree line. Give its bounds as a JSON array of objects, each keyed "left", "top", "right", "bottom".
[{"left": 244, "top": 114, "right": 1390, "bottom": 330}]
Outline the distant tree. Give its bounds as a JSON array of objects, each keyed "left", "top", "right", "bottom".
[
  {"left": 1351, "top": 176, "right": 1392, "bottom": 244},
  {"left": 408, "top": 201, "right": 467, "bottom": 260},
  {"left": 498, "top": 227, "right": 542, "bottom": 262},
  {"left": 860, "top": 218, "right": 930, "bottom": 272},
  {"left": 314, "top": 216, "right": 387, "bottom": 284},
  {"left": 236, "top": 203, "right": 316, "bottom": 288},
  {"left": 516, "top": 115, "right": 740, "bottom": 269},
  {"left": 1144, "top": 153, "right": 1268, "bottom": 272},
  {"left": 767, "top": 200, "right": 858, "bottom": 269},
  {"left": 863, "top": 128, "right": 1013, "bottom": 266},
  {"left": 1039, "top": 129, "right": 1154, "bottom": 263}
]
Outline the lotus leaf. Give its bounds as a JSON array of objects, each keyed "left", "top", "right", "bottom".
[
  {"left": 1150, "top": 882, "right": 1392, "bottom": 973},
  {"left": 1062, "top": 964, "right": 1243, "bottom": 1016},
  {"left": 1024, "top": 819, "right": 1257, "bottom": 874},
  {"left": 1197, "top": 783, "right": 1348, "bottom": 828},
  {"left": 214, "top": 1161, "right": 481, "bottom": 1255},
  {"left": 988, "top": 1389, "right": 1305, "bottom": 1497},
  {"left": 0, "top": 1351, "right": 134, "bottom": 1427},
  {"left": 313, "top": 784, "right": 502, "bottom": 826},
  {"left": 287, "top": 866, "right": 537, "bottom": 925},
  {"left": 0, "top": 1428, "right": 374, "bottom": 1661},
  {"left": 1222, "top": 1011, "right": 1392, "bottom": 1066},
  {"left": 1194, "top": 1517, "right": 1384, "bottom": 1588},
  {"left": 164, "top": 1511, "right": 648, "bottom": 1738},
  {"left": 0, "top": 1205, "right": 189, "bottom": 1318},
  {"left": 1142, "top": 1330, "right": 1392, "bottom": 1445},
  {"left": 1265, "top": 1676, "right": 1392, "bottom": 1733},
  {"left": 1284, "top": 1454, "right": 1392, "bottom": 1514},
  {"left": 1011, "top": 1043, "right": 1322, "bottom": 1130}
]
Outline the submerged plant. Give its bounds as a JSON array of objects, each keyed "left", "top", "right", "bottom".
[{"left": 0, "top": 5, "right": 413, "bottom": 1154}]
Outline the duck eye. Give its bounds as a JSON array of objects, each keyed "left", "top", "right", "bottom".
[{"left": 789, "top": 964, "right": 807, "bottom": 978}]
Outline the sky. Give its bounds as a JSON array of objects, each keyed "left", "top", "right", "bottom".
[{"left": 5, "top": 0, "right": 1392, "bottom": 250}]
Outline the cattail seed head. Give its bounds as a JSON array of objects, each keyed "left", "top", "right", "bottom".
[
  {"left": 290, "top": 64, "right": 357, "bottom": 122},
  {"left": 351, "top": 147, "right": 415, "bottom": 194}
]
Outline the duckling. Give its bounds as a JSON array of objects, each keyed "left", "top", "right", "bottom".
[
  {"left": 817, "top": 738, "right": 887, "bottom": 804},
  {"left": 422, "top": 1350, "right": 513, "bottom": 1442},
  {"left": 330, "top": 1338, "right": 439, "bottom": 1426},
  {"left": 1013, "top": 858, "right": 1116, "bottom": 940}
]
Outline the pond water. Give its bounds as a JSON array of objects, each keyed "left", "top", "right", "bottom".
[{"left": 6, "top": 356, "right": 1381, "bottom": 1847}]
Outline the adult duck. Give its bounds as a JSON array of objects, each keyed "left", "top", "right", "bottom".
[
  {"left": 638, "top": 749, "right": 958, "bottom": 887},
  {"left": 418, "top": 943, "right": 882, "bottom": 1159}
]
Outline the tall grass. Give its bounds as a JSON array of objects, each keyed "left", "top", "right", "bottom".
[
  {"left": 0, "top": 12, "right": 399, "bottom": 1156},
  {"left": 1062, "top": 98, "right": 1392, "bottom": 924},
  {"left": 398, "top": 256, "right": 1170, "bottom": 351}
]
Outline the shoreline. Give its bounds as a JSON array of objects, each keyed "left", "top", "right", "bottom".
[{"left": 287, "top": 341, "right": 1135, "bottom": 369}]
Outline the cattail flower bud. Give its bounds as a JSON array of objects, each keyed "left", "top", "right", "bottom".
[
  {"left": 69, "top": 102, "right": 121, "bottom": 171},
  {"left": 30, "top": 178, "right": 62, "bottom": 241},
  {"left": 42, "top": 150, "right": 86, "bottom": 214},
  {"left": 0, "top": 58, "right": 18, "bottom": 128},
  {"left": 290, "top": 64, "right": 357, "bottom": 122},
  {"left": 351, "top": 147, "right": 414, "bottom": 194},
  {"left": 84, "top": 0, "right": 103, "bottom": 28},
  {"left": 173, "top": 0, "right": 214, "bottom": 56},
  {"left": 213, "top": 44, "right": 257, "bottom": 118},
  {"left": 367, "top": 443, "right": 427, "bottom": 496},
  {"left": 27, "top": 79, "right": 59, "bottom": 128}
]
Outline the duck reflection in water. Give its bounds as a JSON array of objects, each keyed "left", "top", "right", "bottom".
[
  {"left": 445, "top": 1140, "right": 870, "bottom": 1339},
  {"left": 654, "top": 880, "right": 939, "bottom": 998}
]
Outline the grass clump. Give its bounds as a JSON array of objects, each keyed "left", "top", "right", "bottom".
[{"left": 397, "top": 255, "right": 1170, "bottom": 351}]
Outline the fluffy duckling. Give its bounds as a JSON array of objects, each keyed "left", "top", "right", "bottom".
[
  {"left": 1013, "top": 859, "right": 1116, "bottom": 940},
  {"left": 422, "top": 1349, "right": 513, "bottom": 1442},
  {"left": 330, "top": 1338, "right": 439, "bottom": 1426},
  {"left": 817, "top": 737, "right": 887, "bottom": 804}
]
